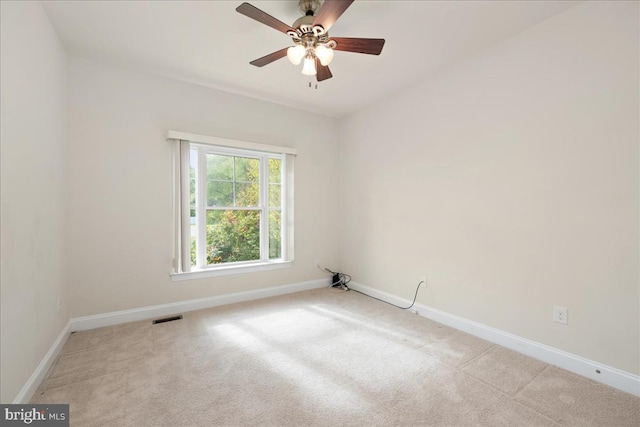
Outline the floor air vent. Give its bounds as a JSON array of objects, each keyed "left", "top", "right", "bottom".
[{"left": 152, "top": 315, "right": 183, "bottom": 324}]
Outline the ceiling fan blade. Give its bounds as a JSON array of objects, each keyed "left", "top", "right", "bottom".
[
  {"left": 250, "top": 47, "right": 289, "bottom": 67},
  {"left": 313, "top": 0, "right": 355, "bottom": 32},
  {"left": 236, "top": 2, "right": 294, "bottom": 34},
  {"left": 316, "top": 58, "right": 333, "bottom": 82},
  {"left": 332, "top": 37, "right": 385, "bottom": 55}
]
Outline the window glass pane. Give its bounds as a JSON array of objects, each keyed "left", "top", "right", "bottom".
[
  {"left": 207, "top": 180, "right": 233, "bottom": 206},
  {"left": 269, "top": 184, "right": 281, "bottom": 208},
  {"left": 235, "top": 157, "right": 259, "bottom": 183},
  {"left": 207, "top": 154, "right": 233, "bottom": 180},
  {"left": 206, "top": 210, "right": 260, "bottom": 264},
  {"left": 269, "top": 209, "right": 281, "bottom": 259},
  {"left": 235, "top": 182, "right": 259, "bottom": 207},
  {"left": 269, "top": 158, "right": 281, "bottom": 184}
]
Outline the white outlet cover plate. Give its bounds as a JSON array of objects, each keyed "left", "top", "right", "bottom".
[{"left": 553, "top": 306, "right": 568, "bottom": 324}]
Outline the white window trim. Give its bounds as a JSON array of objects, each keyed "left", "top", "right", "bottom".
[
  {"left": 168, "top": 131, "right": 296, "bottom": 281},
  {"left": 171, "top": 260, "right": 293, "bottom": 281},
  {"left": 167, "top": 130, "right": 297, "bottom": 155}
]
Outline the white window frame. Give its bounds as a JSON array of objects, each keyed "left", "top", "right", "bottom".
[{"left": 168, "top": 131, "right": 295, "bottom": 281}]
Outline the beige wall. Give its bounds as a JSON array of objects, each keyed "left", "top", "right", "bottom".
[
  {"left": 338, "top": 1, "right": 639, "bottom": 374},
  {"left": 0, "top": 1, "right": 70, "bottom": 402},
  {"left": 66, "top": 59, "right": 340, "bottom": 317},
  {"left": 2, "top": 0, "right": 638, "bottom": 404}
]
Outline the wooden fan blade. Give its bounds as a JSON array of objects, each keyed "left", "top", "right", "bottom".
[
  {"left": 332, "top": 37, "right": 385, "bottom": 55},
  {"left": 250, "top": 47, "right": 288, "bottom": 67},
  {"left": 313, "top": 0, "right": 355, "bottom": 32},
  {"left": 236, "top": 2, "right": 294, "bottom": 34},
  {"left": 316, "top": 58, "right": 333, "bottom": 82}
]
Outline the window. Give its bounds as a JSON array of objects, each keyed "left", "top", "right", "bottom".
[{"left": 169, "top": 131, "right": 295, "bottom": 280}]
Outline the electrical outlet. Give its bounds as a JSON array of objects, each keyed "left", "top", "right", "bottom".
[
  {"left": 553, "top": 306, "right": 568, "bottom": 324},
  {"left": 419, "top": 276, "right": 427, "bottom": 287}
]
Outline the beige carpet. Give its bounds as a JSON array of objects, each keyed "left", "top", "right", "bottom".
[{"left": 32, "top": 288, "right": 639, "bottom": 426}]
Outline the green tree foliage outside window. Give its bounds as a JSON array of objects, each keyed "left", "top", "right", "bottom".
[{"left": 190, "top": 150, "right": 282, "bottom": 266}]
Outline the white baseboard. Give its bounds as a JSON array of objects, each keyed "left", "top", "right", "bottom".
[
  {"left": 13, "top": 278, "right": 329, "bottom": 403},
  {"left": 71, "top": 278, "right": 330, "bottom": 331},
  {"left": 13, "top": 320, "right": 72, "bottom": 404},
  {"left": 21, "top": 278, "right": 636, "bottom": 405},
  {"left": 348, "top": 281, "right": 640, "bottom": 397}
]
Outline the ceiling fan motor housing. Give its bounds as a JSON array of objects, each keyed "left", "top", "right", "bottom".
[
  {"left": 292, "top": 15, "right": 316, "bottom": 34},
  {"left": 288, "top": 16, "right": 336, "bottom": 54},
  {"left": 291, "top": 15, "right": 328, "bottom": 38},
  {"left": 298, "top": 0, "right": 322, "bottom": 16}
]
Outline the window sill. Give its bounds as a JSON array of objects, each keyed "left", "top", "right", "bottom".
[{"left": 171, "top": 260, "right": 292, "bottom": 281}]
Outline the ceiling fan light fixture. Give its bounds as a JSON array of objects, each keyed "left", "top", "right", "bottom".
[
  {"left": 301, "top": 55, "right": 317, "bottom": 76},
  {"left": 315, "top": 44, "right": 334, "bottom": 66},
  {"left": 287, "top": 45, "right": 306, "bottom": 65},
  {"left": 236, "top": 0, "right": 386, "bottom": 82}
]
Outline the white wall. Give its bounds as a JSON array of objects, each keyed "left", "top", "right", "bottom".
[
  {"left": 338, "top": 1, "right": 639, "bottom": 374},
  {"left": 0, "top": 2, "right": 69, "bottom": 402},
  {"left": 66, "top": 59, "right": 340, "bottom": 317}
]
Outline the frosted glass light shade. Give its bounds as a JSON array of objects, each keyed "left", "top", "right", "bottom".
[
  {"left": 315, "top": 45, "right": 334, "bottom": 66},
  {"left": 287, "top": 45, "right": 306, "bottom": 65},
  {"left": 301, "top": 56, "right": 316, "bottom": 76}
]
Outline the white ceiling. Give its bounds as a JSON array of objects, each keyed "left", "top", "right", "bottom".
[{"left": 42, "top": 0, "right": 579, "bottom": 118}]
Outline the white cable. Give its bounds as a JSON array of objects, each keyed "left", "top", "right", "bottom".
[{"left": 316, "top": 262, "right": 334, "bottom": 274}]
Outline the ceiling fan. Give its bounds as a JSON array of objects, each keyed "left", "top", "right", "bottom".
[{"left": 236, "top": 0, "right": 385, "bottom": 82}]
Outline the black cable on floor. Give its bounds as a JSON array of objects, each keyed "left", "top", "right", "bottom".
[
  {"left": 319, "top": 263, "right": 423, "bottom": 311},
  {"left": 346, "top": 281, "right": 423, "bottom": 311}
]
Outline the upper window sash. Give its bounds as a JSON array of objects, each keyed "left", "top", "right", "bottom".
[{"left": 193, "top": 144, "right": 267, "bottom": 210}]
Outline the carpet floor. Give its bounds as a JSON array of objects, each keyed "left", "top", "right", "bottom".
[{"left": 32, "top": 287, "right": 639, "bottom": 426}]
